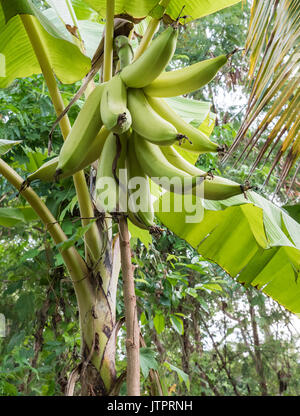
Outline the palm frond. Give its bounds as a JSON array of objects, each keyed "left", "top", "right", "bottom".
[{"left": 223, "top": 0, "right": 300, "bottom": 194}]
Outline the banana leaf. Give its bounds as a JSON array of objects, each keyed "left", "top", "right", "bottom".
[
  {"left": 72, "top": 0, "right": 99, "bottom": 21},
  {"left": 83, "top": 0, "right": 242, "bottom": 22},
  {"left": 0, "top": 52, "right": 4, "bottom": 76},
  {"left": 155, "top": 191, "right": 300, "bottom": 314},
  {"left": 0, "top": 206, "right": 38, "bottom": 227},
  {"left": 165, "top": 97, "right": 211, "bottom": 126},
  {"left": 0, "top": 0, "right": 91, "bottom": 88},
  {"left": 0, "top": 139, "right": 22, "bottom": 156},
  {"left": 43, "top": 6, "right": 104, "bottom": 60}
]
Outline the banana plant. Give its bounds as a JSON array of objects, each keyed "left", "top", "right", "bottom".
[{"left": 0, "top": 0, "right": 299, "bottom": 397}]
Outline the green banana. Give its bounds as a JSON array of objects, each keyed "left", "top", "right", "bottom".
[
  {"left": 25, "top": 156, "right": 59, "bottom": 184},
  {"left": 127, "top": 210, "right": 151, "bottom": 230},
  {"left": 147, "top": 96, "right": 219, "bottom": 153},
  {"left": 94, "top": 131, "right": 128, "bottom": 213},
  {"left": 25, "top": 126, "right": 109, "bottom": 184},
  {"left": 144, "top": 54, "right": 228, "bottom": 97},
  {"left": 201, "top": 176, "right": 247, "bottom": 200},
  {"left": 100, "top": 73, "right": 132, "bottom": 134},
  {"left": 126, "top": 136, "right": 155, "bottom": 228},
  {"left": 120, "top": 25, "right": 178, "bottom": 88},
  {"left": 161, "top": 146, "right": 246, "bottom": 200},
  {"left": 56, "top": 84, "right": 105, "bottom": 177},
  {"left": 133, "top": 132, "right": 201, "bottom": 193},
  {"left": 161, "top": 145, "right": 209, "bottom": 178},
  {"left": 127, "top": 88, "right": 186, "bottom": 146},
  {"left": 127, "top": 210, "right": 150, "bottom": 230}
]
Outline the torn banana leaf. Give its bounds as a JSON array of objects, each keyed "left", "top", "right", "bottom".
[
  {"left": 83, "top": 0, "right": 242, "bottom": 22},
  {"left": 155, "top": 190, "right": 300, "bottom": 314},
  {"left": 0, "top": 139, "right": 22, "bottom": 156},
  {"left": 0, "top": 0, "right": 91, "bottom": 88}
]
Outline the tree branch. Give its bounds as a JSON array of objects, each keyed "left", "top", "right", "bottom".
[
  {"left": 247, "top": 290, "right": 268, "bottom": 396},
  {"left": 199, "top": 310, "right": 241, "bottom": 396}
]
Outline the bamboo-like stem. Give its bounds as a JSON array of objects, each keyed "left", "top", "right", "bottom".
[
  {"left": 9, "top": 12, "right": 120, "bottom": 394},
  {"left": 74, "top": 172, "right": 102, "bottom": 265},
  {"left": 21, "top": 14, "right": 102, "bottom": 266},
  {"left": 20, "top": 15, "right": 72, "bottom": 139},
  {"left": 133, "top": 0, "right": 171, "bottom": 60},
  {"left": 99, "top": 0, "right": 115, "bottom": 287},
  {"left": 103, "top": 0, "right": 115, "bottom": 82},
  {"left": 0, "top": 159, "right": 88, "bottom": 288},
  {"left": 119, "top": 216, "right": 140, "bottom": 396},
  {"left": 134, "top": 18, "right": 160, "bottom": 60}
]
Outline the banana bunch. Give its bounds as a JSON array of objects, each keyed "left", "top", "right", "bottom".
[{"left": 24, "top": 24, "right": 249, "bottom": 230}]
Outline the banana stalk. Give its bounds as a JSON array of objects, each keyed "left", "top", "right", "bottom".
[{"left": 114, "top": 35, "right": 134, "bottom": 70}]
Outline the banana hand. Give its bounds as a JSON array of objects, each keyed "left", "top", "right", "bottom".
[
  {"left": 126, "top": 135, "right": 155, "bottom": 228},
  {"left": 27, "top": 126, "right": 109, "bottom": 184},
  {"left": 94, "top": 131, "right": 128, "bottom": 213}
]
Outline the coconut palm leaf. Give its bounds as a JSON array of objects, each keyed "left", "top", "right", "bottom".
[{"left": 223, "top": 0, "right": 300, "bottom": 193}]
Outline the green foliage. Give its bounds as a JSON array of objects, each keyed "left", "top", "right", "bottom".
[
  {"left": 140, "top": 348, "right": 158, "bottom": 378},
  {"left": 0, "top": 139, "right": 22, "bottom": 156},
  {"left": 1, "top": 0, "right": 299, "bottom": 398},
  {"left": 0, "top": 229, "right": 81, "bottom": 395},
  {"left": 0, "top": 74, "right": 80, "bottom": 155}
]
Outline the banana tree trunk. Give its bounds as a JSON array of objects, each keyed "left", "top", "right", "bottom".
[{"left": 78, "top": 230, "right": 121, "bottom": 396}]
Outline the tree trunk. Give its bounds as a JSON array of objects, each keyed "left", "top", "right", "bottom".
[
  {"left": 179, "top": 305, "right": 192, "bottom": 376},
  {"left": 247, "top": 290, "right": 268, "bottom": 396},
  {"left": 77, "top": 231, "right": 121, "bottom": 396}
]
